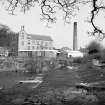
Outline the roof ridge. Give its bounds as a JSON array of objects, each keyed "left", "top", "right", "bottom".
[
  {"left": 28, "top": 34, "right": 50, "bottom": 36},
  {"left": 27, "top": 34, "right": 53, "bottom": 41}
]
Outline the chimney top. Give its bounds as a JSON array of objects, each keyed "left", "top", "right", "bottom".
[
  {"left": 74, "top": 22, "right": 77, "bottom": 25},
  {"left": 21, "top": 25, "right": 25, "bottom": 31}
]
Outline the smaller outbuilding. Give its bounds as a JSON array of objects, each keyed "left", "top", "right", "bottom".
[{"left": 68, "top": 51, "right": 84, "bottom": 58}]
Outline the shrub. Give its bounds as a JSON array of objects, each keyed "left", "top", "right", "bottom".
[
  {"left": 0, "top": 87, "right": 101, "bottom": 105},
  {"left": 25, "top": 88, "right": 98, "bottom": 105},
  {"left": 73, "top": 57, "right": 83, "bottom": 64},
  {"left": 86, "top": 41, "right": 102, "bottom": 55},
  {"left": 94, "top": 91, "right": 105, "bottom": 105}
]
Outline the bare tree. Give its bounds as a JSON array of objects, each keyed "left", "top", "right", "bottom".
[
  {"left": 89, "top": 0, "right": 105, "bottom": 40},
  {"left": 0, "top": 0, "right": 105, "bottom": 39}
]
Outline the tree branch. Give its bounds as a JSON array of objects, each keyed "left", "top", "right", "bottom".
[
  {"left": 1, "top": 0, "right": 105, "bottom": 40},
  {"left": 90, "top": 0, "right": 105, "bottom": 40}
]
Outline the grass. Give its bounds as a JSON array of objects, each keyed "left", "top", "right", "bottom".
[
  {"left": 77, "top": 62, "right": 105, "bottom": 84},
  {"left": 33, "top": 67, "right": 82, "bottom": 95}
]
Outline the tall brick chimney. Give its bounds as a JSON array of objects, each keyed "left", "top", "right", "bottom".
[{"left": 73, "top": 22, "right": 77, "bottom": 51}]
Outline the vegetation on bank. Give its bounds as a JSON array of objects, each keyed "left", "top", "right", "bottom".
[
  {"left": 0, "top": 78, "right": 101, "bottom": 105},
  {"left": 0, "top": 41, "right": 105, "bottom": 105},
  {"left": 0, "top": 83, "right": 105, "bottom": 105}
]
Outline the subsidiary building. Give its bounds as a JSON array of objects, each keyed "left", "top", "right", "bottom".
[{"left": 18, "top": 26, "right": 54, "bottom": 57}]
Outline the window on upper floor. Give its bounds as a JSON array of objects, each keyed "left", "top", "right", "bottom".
[
  {"left": 49, "top": 41, "right": 52, "bottom": 46},
  {"left": 21, "top": 41, "right": 24, "bottom": 46},
  {"left": 32, "top": 46, "right": 35, "bottom": 50},
  {"left": 41, "top": 40, "right": 43, "bottom": 45},
  {"left": 36, "top": 40, "right": 41, "bottom": 45},
  {"left": 45, "top": 41, "right": 48, "bottom": 47},
  {"left": 36, "top": 46, "right": 38, "bottom": 50},
  {"left": 27, "top": 39, "right": 31, "bottom": 44},
  {"left": 21, "top": 32, "right": 24, "bottom": 39},
  {"left": 37, "top": 45, "right": 41, "bottom": 50},
  {"left": 27, "top": 41, "right": 30, "bottom": 45},
  {"left": 39, "top": 40, "right": 41, "bottom": 45},
  {"left": 32, "top": 40, "right": 37, "bottom": 45},
  {"left": 40, "top": 45, "right": 44, "bottom": 49},
  {"left": 32, "top": 40, "right": 35, "bottom": 44},
  {"left": 35, "top": 46, "right": 37, "bottom": 49}
]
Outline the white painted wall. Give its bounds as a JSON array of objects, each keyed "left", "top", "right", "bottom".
[{"left": 68, "top": 51, "right": 84, "bottom": 58}]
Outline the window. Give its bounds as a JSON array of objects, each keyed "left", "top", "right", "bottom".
[
  {"left": 36, "top": 40, "right": 40, "bottom": 45},
  {"left": 40, "top": 45, "right": 44, "bottom": 49},
  {"left": 27, "top": 39, "right": 31, "bottom": 45},
  {"left": 37, "top": 45, "right": 40, "bottom": 50},
  {"left": 21, "top": 33, "right": 24, "bottom": 39},
  {"left": 49, "top": 41, "right": 52, "bottom": 46},
  {"left": 39, "top": 40, "right": 41, "bottom": 45},
  {"left": 32, "top": 40, "right": 35, "bottom": 44},
  {"left": 41, "top": 40, "right": 43, "bottom": 45},
  {"left": 21, "top": 41, "right": 24, "bottom": 46},
  {"left": 27, "top": 46, "right": 30, "bottom": 50},
  {"left": 32, "top": 46, "right": 35, "bottom": 50},
  {"left": 34, "top": 46, "right": 37, "bottom": 50},
  {"left": 27, "top": 41, "right": 30, "bottom": 44},
  {"left": 42, "top": 41, "right": 45, "bottom": 46},
  {"left": 45, "top": 41, "right": 48, "bottom": 47},
  {"left": 36, "top": 46, "right": 38, "bottom": 50}
]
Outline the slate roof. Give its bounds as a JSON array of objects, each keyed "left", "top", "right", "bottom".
[{"left": 28, "top": 34, "right": 53, "bottom": 41}]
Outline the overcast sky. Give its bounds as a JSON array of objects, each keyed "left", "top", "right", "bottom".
[{"left": 0, "top": 2, "right": 105, "bottom": 49}]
